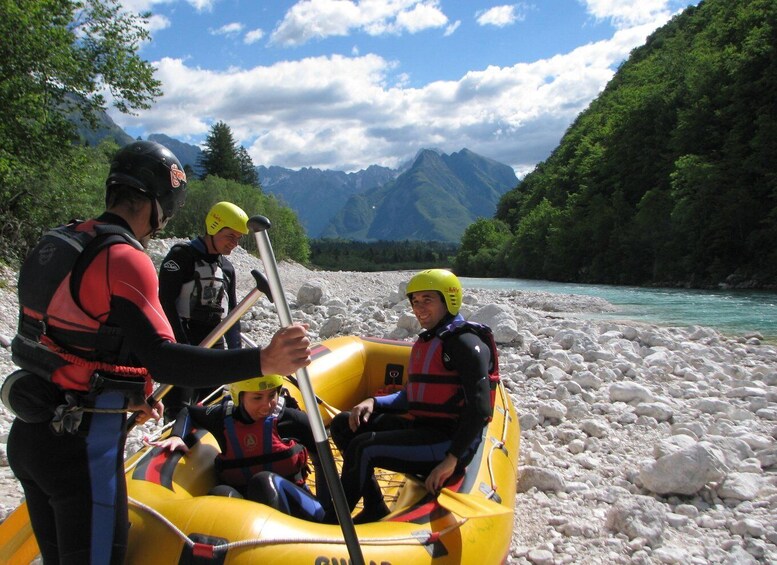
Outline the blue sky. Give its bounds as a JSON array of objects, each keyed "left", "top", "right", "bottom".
[{"left": 113, "top": 0, "right": 700, "bottom": 175}]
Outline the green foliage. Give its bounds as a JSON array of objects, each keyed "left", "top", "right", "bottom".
[
  {"left": 454, "top": 218, "right": 511, "bottom": 276},
  {"left": 164, "top": 176, "right": 310, "bottom": 263},
  {"left": 489, "top": 0, "right": 777, "bottom": 287},
  {"left": 237, "top": 146, "right": 260, "bottom": 188},
  {"left": 0, "top": 0, "right": 160, "bottom": 262},
  {"left": 0, "top": 141, "right": 117, "bottom": 262},
  {"left": 198, "top": 121, "right": 260, "bottom": 186},
  {"left": 311, "top": 239, "right": 458, "bottom": 271}
]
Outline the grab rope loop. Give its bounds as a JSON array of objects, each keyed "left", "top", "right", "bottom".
[{"left": 127, "top": 497, "right": 468, "bottom": 553}]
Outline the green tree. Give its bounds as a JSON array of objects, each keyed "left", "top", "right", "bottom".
[
  {"left": 0, "top": 0, "right": 160, "bottom": 261},
  {"left": 198, "top": 121, "right": 242, "bottom": 182},
  {"left": 487, "top": 0, "right": 777, "bottom": 287},
  {"left": 454, "top": 218, "right": 511, "bottom": 276},
  {"left": 237, "top": 146, "right": 260, "bottom": 188}
]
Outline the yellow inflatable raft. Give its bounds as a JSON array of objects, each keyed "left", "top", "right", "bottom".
[{"left": 2, "top": 335, "right": 521, "bottom": 565}]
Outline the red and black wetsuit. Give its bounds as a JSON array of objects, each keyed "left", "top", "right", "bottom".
[
  {"left": 7, "top": 214, "right": 266, "bottom": 565},
  {"left": 329, "top": 313, "right": 497, "bottom": 521}
]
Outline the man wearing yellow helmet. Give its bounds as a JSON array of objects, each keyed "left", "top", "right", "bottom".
[
  {"left": 159, "top": 201, "right": 250, "bottom": 419},
  {"left": 152, "top": 374, "right": 329, "bottom": 521},
  {"left": 329, "top": 269, "right": 499, "bottom": 523}
]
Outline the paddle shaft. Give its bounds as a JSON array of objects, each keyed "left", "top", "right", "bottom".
[{"left": 248, "top": 215, "right": 365, "bottom": 565}]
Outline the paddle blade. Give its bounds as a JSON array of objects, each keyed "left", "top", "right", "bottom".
[
  {"left": 0, "top": 502, "right": 39, "bottom": 565},
  {"left": 437, "top": 488, "right": 512, "bottom": 519}
]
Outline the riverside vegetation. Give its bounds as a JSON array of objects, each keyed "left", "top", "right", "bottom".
[{"left": 457, "top": 0, "right": 777, "bottom": 289}]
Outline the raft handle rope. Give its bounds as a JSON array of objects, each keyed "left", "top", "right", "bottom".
[
  {"left": 40, "top": 338, "right": 150, "bottom": 377},
  {"left": 482, "top": 380, "right": 513, "bottom": 502},
  {"left": 127, "top": 496, "right": 467, "bottom": 552}
]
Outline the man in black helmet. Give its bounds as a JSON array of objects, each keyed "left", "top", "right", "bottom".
[{"left": 5, "top": 140, "right": 311, "bottom": 565}]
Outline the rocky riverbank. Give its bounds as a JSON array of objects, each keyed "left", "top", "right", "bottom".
[{"left": 1, "top": 241, "right": 776, "bottom": 564}]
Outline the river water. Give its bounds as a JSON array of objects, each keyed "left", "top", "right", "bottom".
[{"left": 461, "top": 277, "right": 777, "bottom": 340}]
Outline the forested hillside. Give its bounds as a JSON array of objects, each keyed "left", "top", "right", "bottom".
[{"left": 459, "top": 0, "right": 777, "bottom": 288}]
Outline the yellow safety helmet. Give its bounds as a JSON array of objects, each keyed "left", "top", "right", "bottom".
[
  {"left": 406, "top": 269, "right": 463, "bottom": 315},
  {"left": 205, "top": 201, "right": 249, "bottom": 236},
  {"left": 229, "top": 374, "right": 285, "bottom": 403}
]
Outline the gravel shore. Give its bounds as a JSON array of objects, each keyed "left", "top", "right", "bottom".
[{"left": 1, "top": 241, "right": 776, "bottom": 564}]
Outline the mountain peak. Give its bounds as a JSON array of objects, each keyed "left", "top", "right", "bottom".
[{"left": 322, "top": 148, "right": 518, "bottom": 243}]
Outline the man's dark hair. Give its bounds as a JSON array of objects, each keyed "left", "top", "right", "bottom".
[{"left": 105, "top": 184, "right": 150, "bottom": 210}]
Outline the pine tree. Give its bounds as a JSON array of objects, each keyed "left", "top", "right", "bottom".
[
  {"left": 237, "top": 146, "right": 260, "bottom": 188},
  {"left": 197, "top": 121, "right": 242, "bottom": 181}
]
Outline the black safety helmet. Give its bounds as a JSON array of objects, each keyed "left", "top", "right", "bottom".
[{"left": 106, "top": 140, "right": 188, "bottom": 230}]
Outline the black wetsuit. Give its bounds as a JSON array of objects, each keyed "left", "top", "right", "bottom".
[
  {"left": 159, "top": 237, "right": 241, "bottom": 418},
  {"left": 329, "top": 313, "right": 494, "bottom": 522}
]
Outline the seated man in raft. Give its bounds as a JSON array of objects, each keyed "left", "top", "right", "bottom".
[{"left": 328, "top": 269, "right": 499, "bottom": 523}]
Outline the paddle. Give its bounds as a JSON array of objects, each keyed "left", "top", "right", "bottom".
[
  {"left": 248, "top": 215, "right": 365, "bottom": 565},
  {"left": 126, "top": 267, "right": 272, "bottom": 431}
]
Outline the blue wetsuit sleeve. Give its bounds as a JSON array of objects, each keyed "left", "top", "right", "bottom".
[
  {"left": 171, "top": 403, "right": 230, "bottom": 451},
  {"left": 373, "top": 389, "right": 408, "bottom": 411},
  {"left": 169, "top": 406, "right": 192, "bottom": 438}
]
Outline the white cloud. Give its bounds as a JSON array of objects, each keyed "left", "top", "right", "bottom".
[
  {"left": 444, "top": 20, "right": 461, "bottom": 36},
  {"left": 145, "top": 14, "right": 171, "bottom": 34},
  {"left": 110, "top": 1, "right": 691, "bottom": 173},
  {"left": 579, "top": 0, "right": 679, "bottom": 29},
  {"left": 269, "top": 0, "right": 449, "bottom": 47},
  {"left": 211, "top": 22, "right": 243, "bottom": 37},
  {"left": 186, "top": 0, "right": 217, "bottom": 12},
  {"left": 394, "top": 2, "right": 448, "bottom": 33},
  {"left": 476, "top": 5, "right": 524, "bottom": 27},
  {"left": 112, "top": 19, "right": 650, "bottom": 173},
  {"left": 244, "top": 28, "right": 264, "bottom": 45}
]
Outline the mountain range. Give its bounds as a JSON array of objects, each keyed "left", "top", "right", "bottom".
[
  {"left": 322, "top": 149, "right": 517, "bottom": 242},
  {"left": 81, "top": 113, "right": 518, "bottom": 242}
]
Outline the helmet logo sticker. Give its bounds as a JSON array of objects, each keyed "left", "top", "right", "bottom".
[
  {"left": 162, "top": 260, "right": 181, "bottom": 272},
  {"left": 170, "top": 164, "right": 187, "bottom": 188}
]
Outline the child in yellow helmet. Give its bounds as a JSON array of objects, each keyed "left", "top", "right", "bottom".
[{"left": 152, "top": 374, "right": 329, "bottom": 521}]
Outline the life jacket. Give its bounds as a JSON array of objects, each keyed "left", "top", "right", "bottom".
[
  {"left": 215, "top": 401, "right": 309, "bottom": 488},
  {"left": 407, "top": 315, "right": 500, "bottom": 420},
  {"left": 171, "top": 239, "right": 229, "bottom": 329},
  {"left": 11, "top": 221, "right": 150, "bottom": 394}
]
